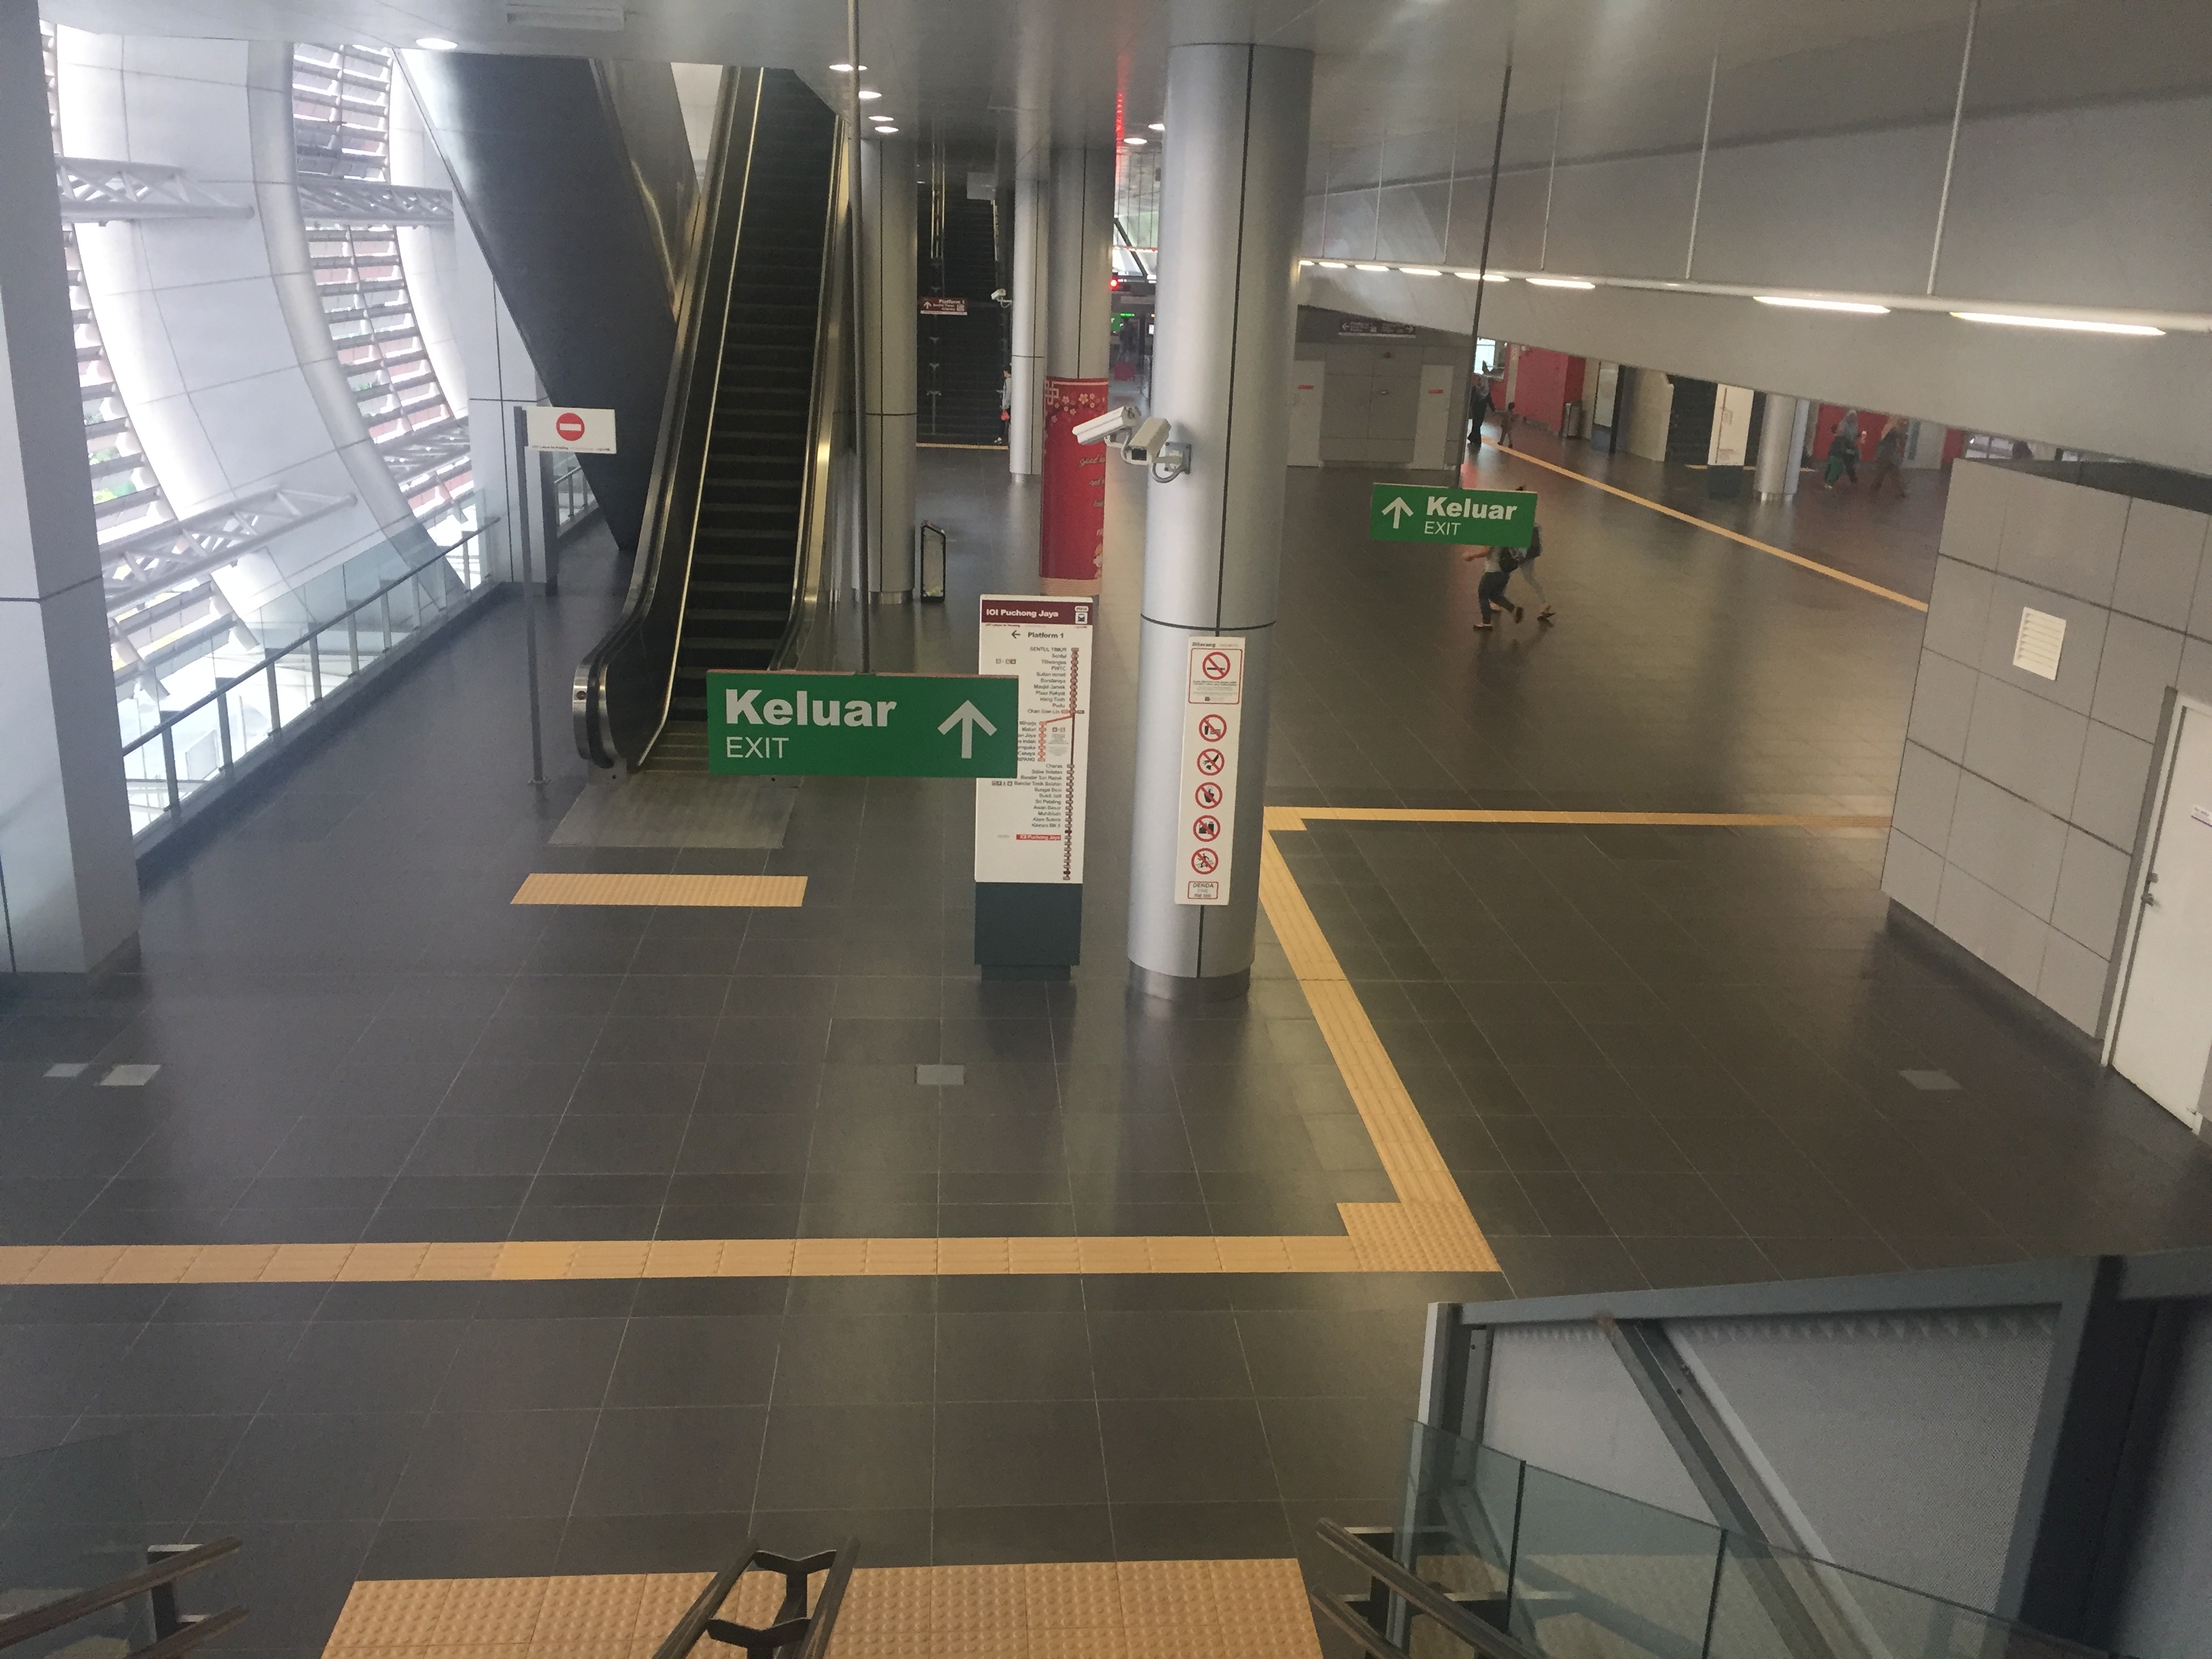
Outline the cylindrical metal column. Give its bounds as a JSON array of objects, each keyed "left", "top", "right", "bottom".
[
  {"left": 1753, "top": 390, "right": 1797, "bottom": 499},
  {"left": 861, "top": 134, "right": 918, "bottom": 597},
  {"left": 1007, "top": 159, "right": 1048, "bottom": 475},
  {"left": 1785, "top": 397, "right": 1810, "bottom": 497},
  {"left": 1126, "top": 41, "right": 1313, "bottom": 1000},
  {"left": 1040, "top": 145, "right": 1115, "bottom": 592}
]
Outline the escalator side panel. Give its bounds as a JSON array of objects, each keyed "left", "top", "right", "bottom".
[
  {"left": 592, "top": 59, "right": 699, "bottom": 309},
  {"left": 403, "top": 51, "right": 684, "bottom": 554}
]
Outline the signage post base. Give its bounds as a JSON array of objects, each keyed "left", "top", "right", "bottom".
[{"left": 974, "top": 882, "right": 1082, "bottom": 981}]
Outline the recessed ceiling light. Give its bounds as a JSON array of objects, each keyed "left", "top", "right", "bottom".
[
  {"left": 1951, "top": 310, "right": 2164, "bottom": 336},
  {"left": 417, "top": 35, "right": 459, "bottom": 49},
  {"left": 1454, "top": 270, "right": 1511, "bottom": 282},
  {"left": 875, "top": 126, "right": 898, "bottom": 135},
  {"left": 1123, "top": 135, "right": 1147, "bottom": 145},
  {"left": 1147, "top": 122, "right": 1164, "bottom": 131},
  {"left": 1298, "top": 259, "right": 1315, "bottom": 266},
  {"left": 1527, "top": 276, "right": 1595, "bottom": 289},
  {"left": 1353, "top": 262, "right": 1389, "bottom": 272},
  {"left": 1399, "top": 266, "right": 1441, "bottom": 276},
  {"left": 1317, "top": 260, "right": 1347, "bottom": 268},
  {"left": 1755, "top": 295, "right": 1890, "bottom": 314},
  {"left": 857, "top": 88, "right": 882, "bottom": 100},
  {"left": 830, "top": 62, "right": 867, "bottom": 72}
]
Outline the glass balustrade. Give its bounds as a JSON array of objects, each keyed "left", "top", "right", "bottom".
[{"left": 1389, "top": 1422, "right": 2116, "bottom": 1659}]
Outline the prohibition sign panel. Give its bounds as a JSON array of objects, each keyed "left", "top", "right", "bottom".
[{"left": 1176, "top": 636, "right": 1244, "bottom": 905}]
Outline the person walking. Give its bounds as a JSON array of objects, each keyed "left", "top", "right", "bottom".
[
  {"left": 1507, "top": 518, "right": 1556, "bottom": 622},
  {"left": 1498, "top": 400, "right": 1519, "bottom": 449},
  {"left": 1866, "top": 417, "right": 1910, "bottom": 499},
  {"left": 1469, "top": 377, "right": 1492, "bottom": 455},
  {"left": 1822, "top": 415, "right": 1860, "bottom": 489},
  {"left": 1465, "top": 542, "right": 1523, "bottom": 630}
]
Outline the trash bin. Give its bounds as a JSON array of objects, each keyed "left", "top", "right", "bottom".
[
  {"left": 916, "top": 522, "right": 947, "bottom": 602},
  {"left": 1561, "top": 399, "right": 1588, "bottom": 439}
]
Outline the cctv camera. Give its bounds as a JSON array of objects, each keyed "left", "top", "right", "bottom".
[
  {"left": 1072, "top": 405, "right": 1141, "bottom": 445},
  {"left": 1123, "top": 415, "right": 1172, "bottom": 464}
]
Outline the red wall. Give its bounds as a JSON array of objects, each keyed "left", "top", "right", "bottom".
[{"left": 1510, "top": 348, "right": 1584, "bottom": 433}]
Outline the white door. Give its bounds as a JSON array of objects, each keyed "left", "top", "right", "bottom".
[
  {"left": 1288, "top": 361, "right": 1324, "bottom": 467},
  {"left": 1707, "top": 384, "right": 1756, "bottom": 466},
  {"left": 2112, "top": 700, "right": 2212, "bottom": 1127},
  {"left": 1411, "top": 363, "right": 1456, "bottom": 469}
]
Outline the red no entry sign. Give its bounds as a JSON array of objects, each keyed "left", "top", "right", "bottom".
[{"left": 523, "top": 406, "right": 617, "bottom": 454}]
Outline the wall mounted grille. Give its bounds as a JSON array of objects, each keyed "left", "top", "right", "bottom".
[
  {"left": 42, "top": 22, "right": 173, "bottom": 550},
  {"left": 292, "top": 43, "right": 473, "bottom": 540}
]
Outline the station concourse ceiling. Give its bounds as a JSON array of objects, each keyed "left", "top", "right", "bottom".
[{"left": 39, "top": 0, "right": 2212, "bottom": 181}]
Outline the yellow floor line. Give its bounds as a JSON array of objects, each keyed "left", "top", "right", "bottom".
[
  {"left": 325, "top": 1559, "right": 1322, "bottom": 1659},
  {"left": 1258, "top": 832, "right": 1499, "bottom": 1273},
  {"left": 1268, "top": 806, "right": 1891, "bottom": 832},
  {"left": 511, "top": 873, "right": 808, "bottom": 907},
  {"left": 1496, "top": 448, "right": 1929, "bottom": 613},
  {"left": 20, "top": 812, "right": 1878, "bottom": 1285}
]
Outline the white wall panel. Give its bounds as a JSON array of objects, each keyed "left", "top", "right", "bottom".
[{"left": 1483, "top": 1324, "right": 1715, "bottom": 1525}]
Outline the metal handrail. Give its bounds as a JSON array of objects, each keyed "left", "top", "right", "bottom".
[
  {"left": 0, "top": 1538, "right": 240, "bottom": 1653},
  {"left": 117, "top": 531, "right": 485, "bottom": 769},
  {"left": 650, "top": 1537, "right": 857, "bottom": 1659},
  {"left": 1315, "top": 1519, "right": 1540, "bottom": 1659}
]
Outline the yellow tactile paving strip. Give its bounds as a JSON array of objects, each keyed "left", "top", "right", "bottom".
[
  {"left": 4, "top": 810, "right": 1881, "bottom": 1286},
  {"left": 1500, "top": 447, "right": 1929, "bottom": 613},
  {"left": 323, "top": 1559, "right": 1322, "bottom": 1659},
  {"left": 511, "top": 874, "right": 808, "bottom": 908},
  {"left": 1268, "top": 807, "right": 1890, "bottom": 832}
]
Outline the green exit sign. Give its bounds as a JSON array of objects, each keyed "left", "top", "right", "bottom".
[
  {"left": 1369, "top": 483, "right": 1535, "bottom": 546},
  {"left": 705, "top": 672, "right": 1019, "bottom": 777}
]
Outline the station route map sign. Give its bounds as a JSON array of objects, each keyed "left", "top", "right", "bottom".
[
  {"left": 705, "top": 671, "right": 1017, "bottom": 777},
  {"left": 1369, "top": 483, "right": 1534, "bottom": 546},
  {"left": 1175, "top": 636, "right": 1244, "bottom": 905},
  {"left": 974, "top": 596, "right": 1094, "bottom": 884}
]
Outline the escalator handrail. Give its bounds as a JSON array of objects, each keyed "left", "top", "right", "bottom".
[{"left": 572, "top": 68, "right": 763, "bottom": 768}]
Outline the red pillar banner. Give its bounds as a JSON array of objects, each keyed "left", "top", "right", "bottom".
[{"left": 1040, "top": 377, "right": 1109, "bottom": 594}]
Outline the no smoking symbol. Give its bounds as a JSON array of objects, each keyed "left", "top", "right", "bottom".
[
  {"left": 1201, "top": 651, "right": 1233, "bottom": 680},
  {"left": 1193, "top": 781, "right": 1223, "bottom": 808},
  {"left": 1195, "top": 748, "right": 1225, "bottom": 776},
  {"left": 1192, "top": 815, "right": 1221, "bottom": 842},
  {"left": 1190, "top": 848, "right": 1218, "bottom": 874},
  {"left": 1197, "top": 714, "right": 1227, "bottom": 742}
]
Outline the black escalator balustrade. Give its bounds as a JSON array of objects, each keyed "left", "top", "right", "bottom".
[{"left": 573, "top": 68, "right": 840, "bottom": 772}]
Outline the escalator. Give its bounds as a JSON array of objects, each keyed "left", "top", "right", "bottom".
[{"left": 573, "top": 68, "right": 844, "bottom": 771}]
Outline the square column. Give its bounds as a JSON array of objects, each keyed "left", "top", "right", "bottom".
[
  {"left": 861, "top": 135, "right": 918, "bottom": 596},
  {"left": 1007, "top": 159, "right": 1048, "bottom": 476},
  {"left": 0, "top": 0, "right": 138, "bottom": 973}
]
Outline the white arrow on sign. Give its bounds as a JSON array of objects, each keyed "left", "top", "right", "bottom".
[
  {"left": 1381, "top": 496, "right": 1415, "bottom": 528},
  {"left": 938, "top": 700, "right": 998, "bottom": 758}
]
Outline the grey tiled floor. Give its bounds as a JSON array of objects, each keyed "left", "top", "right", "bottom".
[{"left": 5, "top": 443, "right": 2212, "bottom": 1659}]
